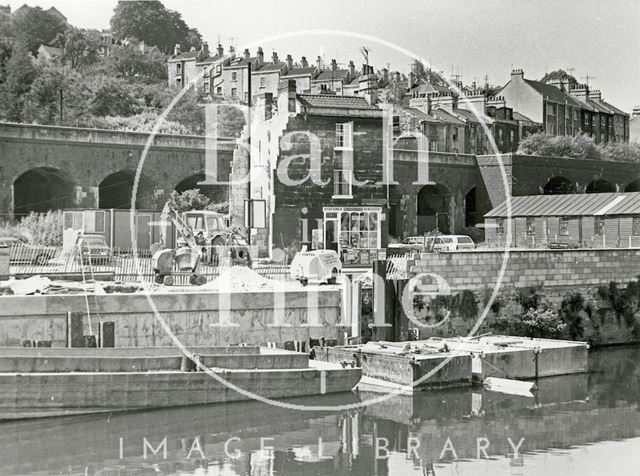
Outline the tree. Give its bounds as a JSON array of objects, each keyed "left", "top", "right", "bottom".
[
  {"left": 168, "top": 189, "right": 212, "bottom": 213},
  {"left": 0, "top": 40, "right": 37, "bottom": 121},
  {"left": 110, "top": 0, "right": 201, "bottom": 55},
  {"left": 89, "top": 77, "right": 139, "bottom": 117},
  {"left": 57, "top": 27, "right": 102, "bottom": 69},
  {"left": 540, "top": 69, "right": 578, "bottom": 86},
  {"left": 12, "top": 7, "right": 67, "bottom": 54},
  {"left": 106, "top": 44, "right": 167, "bottom": 82}
]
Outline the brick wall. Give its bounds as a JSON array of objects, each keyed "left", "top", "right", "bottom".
[{"left": 408, "top": 248, "right": 640, "bottom": 291}]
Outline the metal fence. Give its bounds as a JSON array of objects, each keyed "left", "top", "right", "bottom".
[{"left": 7, "top": 246, "right": 293, "bottom": 284}]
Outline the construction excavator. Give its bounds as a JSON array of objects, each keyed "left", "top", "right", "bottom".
[{"left": 151, "top": 203, "right": 252, "bottom": 286}]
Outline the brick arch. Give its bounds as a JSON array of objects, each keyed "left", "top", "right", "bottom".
[
  {"left": 98, "top": 169, "right": 155, "bottom": 210},
  {"left": 586, "top": 178, "right": 616, "bottom": 194},
  {"left": 173, "top": 169, "right": 229, "bottom": 204},
  {"left": 417, "top": 182, "right": 455, "bottom": 234},
  {"left": 625, "top": 180, "right": 640, "bottom": 192},
  {"left": 543, "top": 176, "right": 576, "bottom": 194},
  {"left": 12, "top": 166, "right": 77, "bottom": 217}
]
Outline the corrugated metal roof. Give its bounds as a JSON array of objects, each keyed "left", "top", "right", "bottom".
[{"left": 485, "top": 192, "right": 640, "bottom": 218}]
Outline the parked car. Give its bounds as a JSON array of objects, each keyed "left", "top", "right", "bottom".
[
  {"left": 77, "top": 234, "right": 112, "bottom": 265},
  {"left": 0, "top": 237, "right": 57, "bottom": 265},
  {"left": 389, "top": 235, "right": 476, "bottom": 252}
]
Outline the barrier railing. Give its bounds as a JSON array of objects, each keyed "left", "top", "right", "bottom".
[{"left": 7, "top": 247, "right": 294, "bottom": 283}]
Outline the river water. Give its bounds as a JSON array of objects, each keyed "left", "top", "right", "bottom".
[{"left": 2, "top": 345, "right": 640, "bottom": 475}]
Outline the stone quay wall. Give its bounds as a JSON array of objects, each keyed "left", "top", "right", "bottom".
[{"left": 0, "top": 289, "right": 346, "bottom": 348}]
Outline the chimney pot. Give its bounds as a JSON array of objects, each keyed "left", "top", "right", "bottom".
[
  {"left": 316, "top": 56, "right": 323, "bottom": 70},
  {"left": 286, "top": 54, "right": 293, "bottom": 69},
  {"left": 244, "top": 48, "right": 250, "bottom": 61},
  {"left": 173, "top": 44, "right": 181, "bottom": 56},
  {"left": 217, "top": 44, "right": 224, "bottom": 57},
  {"left": 272, "top": 51, "right": 279, "bottom": 64},
  {"left": 301, "top": 56, "right": 308, "bottom": 68},
  {"left": 331, "top": 59, "right": 337, "bottom": 71}
]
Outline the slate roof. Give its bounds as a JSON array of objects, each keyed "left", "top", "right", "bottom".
[
  {"left": 512, "top": 111, "right": 539, "bottom": 123},
  {"left": 256, "top": 61, "right": 286, "bottom": 73},
  {"left": 314, "top": 69, "right": 350, "bottom": 82},
  {"left": 397, "top": 106, "right": 441, "bottom": 123},
  {"left": 171, "top": 51, "right": 199, "bottom": 61},
  {"left": 485, "top": 192, "right": 640, "bottom": 218},
  {"left": 283, "top": 67, "right": 317, "bottom": 77},
  {"left": 524, "top": 79, "right": 584, "bottom": 108},
  {"left": 432, "top": 108, "right": 465, "bottom": 125},
  {"left": 454, "top": 107, "right": 494, "bottom": 124},
  {"left": 600, "top": 100, "right": 628, "bottom": 116},
  {"left": 297, "top": 94, "right": 378, "bottom": 110}
]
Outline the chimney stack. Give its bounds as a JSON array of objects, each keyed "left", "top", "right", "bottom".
[
  {"left": 511, "top": 68, "right": 524, "bottom": 81},
  {"left": 408, "top": 71, "right": 415, "bottom": 87},
  {"left": 272, "top": 51, "right": 279, "bottom": 64},
  {"left": 286, "top": 54, "right": 293, "bottom": 69},
  {"left": 301, "top": 56, "right": 308, "bottom": 68},
  {"left": 244, "top": 48, "right": 250, "bottom": 61},
  {"left": 201, "top": 41, "right": 210, "bottom": 58},
  {"left": 316, "top": 55, "right": 323, "bottom": 70},
  {"left": 588, "top": 90, "right": 602, "bottom": 102},
  {"left": 257, "top": 47, "right": 264, "bottom": 64},
  {"left": 381, "top": 68, "right": 388, "bottom": 84},
  {"left": 331, "top": 59, "right": 337, "bottom": 71},
  {"left": 173, "top": 44, "right": 181, "bottom": 56},
  {"left": 217, "top": 44, "right": 224, "bottom": 57},
  {"left": 348, "top": 61, "right": 355, "bottom": 78}
]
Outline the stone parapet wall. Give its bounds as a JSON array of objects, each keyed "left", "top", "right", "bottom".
[{"left": 408, "top": 248, "right": 640, "bottom": 291}]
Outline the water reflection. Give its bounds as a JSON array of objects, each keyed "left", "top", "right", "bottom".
[{"left": 1, "top": 346, "right": 640, "bottom": 475}]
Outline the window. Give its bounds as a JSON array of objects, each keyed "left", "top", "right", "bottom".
[
  {"left": 231, "top": 87, "right": 237, "bottom": 97},
  {"left": 176, "top": 63, "right": 182, "bottom": 74},
  {"left": 339, "top": 211, "right": 379, "bottom": 249},
  {"left": 595, "top": 217, "right": 605, "bottom": 235},
  {"left": 216, "top": 65, "right": 222, "bottom": 73},
  {"left": 496, "top": 218, "right": 505, "bottom": 235},
  {"left": 498, "top": 128, "right": 504, "bottom": 143},
  {"left": 574, "top": 109, "right": 579, "bottom": 120},
  {"left": 216, "top": 86, "right": 222, "bottom": 94},
  {"left": 204, "top": 81, "right": 210, "bottom": 93},
  {"left": 559, "top": 217, "right": 570, "bottom": 236},
  {"left": 633, "top": 217, "right": 640, "bottom": 236},
  {"left": 231, "top": 71, "right": 237, "bottom": 81},
  {"left": 244, "top": 91, "right": 249, "bottom": 102},
  {"left": 175, "top": 78, "right": 182, "bottom": 87},
  {"left": 526, "top": 217, "right": 536, "bottom": 236},
  {"left": 547, "top": 103, "right": 556, "bottom": 115},
  {"left": 333, "top": 169, "right": 352, "bottom": 197},
  {"left": 260, "top": 77, "right": 266, "bottom": 88},
  {"left": 509, "top": 130, "right": 515, "bottom": 143},
  {"left": 452, "top": 127, "right": 458, "bottom": 140},
  {"left": 335, "top": 122, "right": 353, "bottom": 149}
]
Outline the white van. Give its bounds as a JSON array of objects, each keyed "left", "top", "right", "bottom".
[{"left": 390, "top": 235, "right": 476, "bottom": 252}]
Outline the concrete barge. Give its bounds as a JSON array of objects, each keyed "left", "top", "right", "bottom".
[
  {"left": 315, "top": 335, "right": 588, "bottom": 390},
  {"left": 0, "top": 346, "right": 361, "bottom": 420}
]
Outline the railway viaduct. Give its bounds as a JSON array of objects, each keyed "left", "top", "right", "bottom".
[
  {"left": 0, "top": 122, "right": 235, "bottom": 218},
  {"left": 1, "top": 122, "right": 639, "bottom": 236}
]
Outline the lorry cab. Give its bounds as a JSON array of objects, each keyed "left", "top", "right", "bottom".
[{"left": 182, "top": 211, "right": 230, "bottom": 240}]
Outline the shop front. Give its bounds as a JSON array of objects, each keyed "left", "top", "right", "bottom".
[{"left": 322, "top": 206, "right": 386, "bottom": 266}]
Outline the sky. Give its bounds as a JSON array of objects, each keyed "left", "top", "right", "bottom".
[{"left": 7, "top": 0, "right": 640, "bottom": 112}]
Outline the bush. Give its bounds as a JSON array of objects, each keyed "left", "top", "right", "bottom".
[
  {"left": 17, "top": 210, "right": 63, "bottom": 246},
  {"left": 521, "top": 308, "right": 567, "bottom": 339},
  {"left": 517, "top": 132, "right": 640, "bottom": 163}
]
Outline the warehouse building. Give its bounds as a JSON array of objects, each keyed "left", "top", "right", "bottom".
[{"left": 484, "top": 192, "right": 640, "bottom": 248}]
